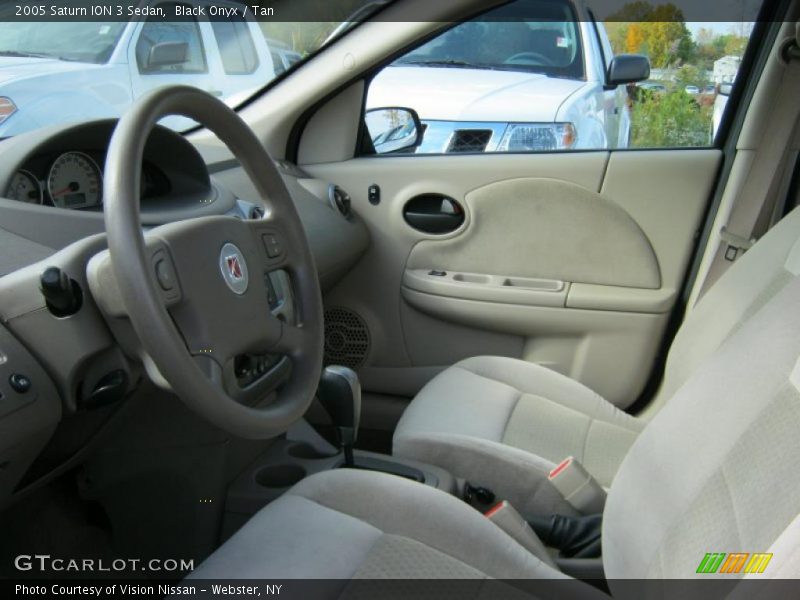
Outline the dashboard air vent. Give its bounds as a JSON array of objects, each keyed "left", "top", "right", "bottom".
[{"left": 328, "top": 185, "right": 352, "bottom": 218}]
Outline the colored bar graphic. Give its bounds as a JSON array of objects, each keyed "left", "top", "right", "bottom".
[
  {"left": 744, "top": 553, "right": 773, "bottom": 574},
  {"left": 697, "top": 553, "right": 727, "bottom": 574},
  {"left": 696, "top": 552, "right": 773, "bottom": 574},
  {"left": 720, "top": 553, "right": 749, "bottom": 573}
]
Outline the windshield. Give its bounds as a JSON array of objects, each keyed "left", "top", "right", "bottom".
[
  {"left": 394, "top": 0, "right": 583, "bottom": 80},
  {"left": 0, "top": 0, "right": 388, "bottom": 137},
  {"left": 0, "top": 22, "right": 126, "bottom": 63}
]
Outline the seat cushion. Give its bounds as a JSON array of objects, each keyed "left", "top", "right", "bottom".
[
  {"left": 394, "top": 356, "right": 644, "bottom": 515},
  {"left": 190, "top": 469, "right": 606, "bottom": 598}
]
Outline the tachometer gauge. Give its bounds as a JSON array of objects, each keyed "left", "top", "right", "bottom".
[
  {"left": 47, "top": 152, "right": 102, "bottom": 209},
  {"left": 6, "top": 170, "right": 42, "bottom": 204}
]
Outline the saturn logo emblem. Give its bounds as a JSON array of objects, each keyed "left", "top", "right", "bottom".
[
  {"left": 226, "top": 255, "right": 243, "bottom": 280},
  {"left": 219, "top": 243, "right": 249, "bottom": 295}
]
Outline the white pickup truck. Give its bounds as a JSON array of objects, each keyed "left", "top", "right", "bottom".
[
  {"left": 367, "top": 0, "right": 649, "bottom": 153},
  {"left": 0, "top": 0, "right": 286, "bottom": 137}
]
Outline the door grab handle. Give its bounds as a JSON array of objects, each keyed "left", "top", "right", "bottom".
[{"left": 403, "top": 195, "right": 465, "bottom": 234}]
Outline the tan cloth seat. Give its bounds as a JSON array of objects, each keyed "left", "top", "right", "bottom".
[
  {"left": 393, "top": 207, "right": 800, "bottom": 512},
  {"left": 193, "top": 271, "right": 800, "bottom": 585}
]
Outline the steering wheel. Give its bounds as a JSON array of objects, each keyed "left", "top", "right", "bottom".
[
  {"left": 101, "top": 86, "right": 323, "bottom": 439},
  {"left": 504, "top": 52, "right": 555, "bottom": 67}
]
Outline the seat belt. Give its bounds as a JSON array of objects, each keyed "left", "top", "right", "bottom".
[{"left": 697, "top": 24, "right": 800, "bottom": 299}]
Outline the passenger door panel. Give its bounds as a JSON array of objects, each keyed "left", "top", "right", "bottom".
[{"left": 305, "top": 149, "right": 720, "bottom": 408}]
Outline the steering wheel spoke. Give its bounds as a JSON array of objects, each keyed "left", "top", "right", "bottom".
[{"left": 271, "top": 320, "right": 309, "bottom": 357}]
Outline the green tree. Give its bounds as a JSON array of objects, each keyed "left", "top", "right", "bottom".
[
  {"left": 724, "top": 35, "right": 749, "bottom": 56},
  {"left": 690, "top": 32, "right": 749, "bottom": 71},
  {"left": 631, "top": 91, "right": 712, "bottom": 148},
  {"left": 606, "top": 22, "right": 629, "bottom": 55},
  {"left": 605, "top": 2, "right": 693, "bottom": 68},
  {"left": 675, "top": 64, "right": 704, "bottom": 88},
  {"left": 607, "top": 0, "right": 656, "bottom": 21}
]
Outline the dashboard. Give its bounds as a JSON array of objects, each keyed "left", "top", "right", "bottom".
[
  {"left": 0, "top": 120, "right": 217, "bottom": 224},
  {"left": 0, "top": 118, "right": 370, "bottom": 508}
]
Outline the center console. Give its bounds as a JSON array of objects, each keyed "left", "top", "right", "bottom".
[
  {"left": 220, "top": 366, "right": 455, "bottom": 540},
  {"left": 218, "top": 365, "right": 605, "bottom": 582}
]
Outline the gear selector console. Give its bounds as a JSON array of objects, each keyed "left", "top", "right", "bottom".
[{"left": 223, "top": 366, "right": 455, "bottom": 532}]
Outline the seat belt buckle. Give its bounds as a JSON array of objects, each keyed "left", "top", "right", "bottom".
[{"left": 548, "top": 457, "right": 606, "bottom": 514}]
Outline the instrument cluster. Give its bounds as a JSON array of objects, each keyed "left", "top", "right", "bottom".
[{"left": 4, "top": 151, "right": 169, "bottom": 209}]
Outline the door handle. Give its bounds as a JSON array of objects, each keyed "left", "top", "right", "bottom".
[
  {"left": 404, "top": 211, "right": 464, "bottom": 234},
  {"left": 403, "top": 195, "right": 465, "bottom": 234}
]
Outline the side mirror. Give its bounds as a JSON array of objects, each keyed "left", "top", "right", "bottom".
[
  {"left": 607, "top": 54, "right": 651, "bottom": 87},
  {"left": 718, "top": 83, "right": 734, "bottom": 97},
  {"left": 365, "top": 107, "right": 423, "bottom": 154},
  {"left": 146, "top": 41, "right": 189, "bottom": 69}
]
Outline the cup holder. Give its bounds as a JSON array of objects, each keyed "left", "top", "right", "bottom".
[{"left": 255, "top": 464, "right": 306, "bottom": 488}]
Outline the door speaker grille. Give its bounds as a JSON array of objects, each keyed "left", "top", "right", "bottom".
[{"left": 323, "top": 308, "right": 370, "bottom": 370}]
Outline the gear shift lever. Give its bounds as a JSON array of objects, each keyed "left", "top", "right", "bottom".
[{"left": 317, "top": 366, "right": 361, "bottom": 467}]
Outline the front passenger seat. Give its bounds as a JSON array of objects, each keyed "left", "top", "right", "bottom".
[
  {"left": 393, "top": 207, "right": 800, "bottom": 515},
  {"left": 192, "top": 267, "right": 800, "bottom": 582}
]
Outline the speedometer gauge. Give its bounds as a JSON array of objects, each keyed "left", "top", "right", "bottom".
[
  {"left": 6, "top": 170, "right": 42, "bottom": 204},
  {"left": 47, "top": 152, "right": 102, "bottom": 209}
]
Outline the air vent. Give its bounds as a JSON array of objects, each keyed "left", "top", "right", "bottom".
[
  {"left": 328, "top": 185, "right": 352, "bottom": 218},
  {"left": 447, "top": 129, "right": 493, "bottom": 153},
  {"left": 323, "top": 307, "right": 370, "bottom": 370}
]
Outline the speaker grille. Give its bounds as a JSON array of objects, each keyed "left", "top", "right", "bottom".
[{"left": 324, "top": 307, "right": 370, "bottom": 370}]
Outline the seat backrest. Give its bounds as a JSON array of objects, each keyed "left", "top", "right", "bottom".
[
  {"left": 603, "top": 265, "right": 800, "bottom": 580},
  {"left": 648, "top": 205, "right": 800, "bottom": 417}
]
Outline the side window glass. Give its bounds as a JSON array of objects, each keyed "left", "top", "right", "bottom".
[
  {"left": 604, "top": 17, "right": 757, "bottom": 148},
  {"left": 365, "top": 0, "right": 589, "bottom": 155},
  {"left": 136, "top": 3, "right": 207, "bottom": 74},
  {"left": 211, "top": 17, "right": 259, "bottom": 75},
  {"left": 365, "top": 0, "right": 760, "bottom": 154}
]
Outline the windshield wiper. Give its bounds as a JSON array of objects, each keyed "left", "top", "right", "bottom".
[
  {"left": 0, "top": 50, "right": 55, "bottom": 59},
  {"left": 395, "top": 59, "right": 487, "bottom": 69}
]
